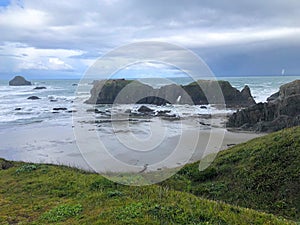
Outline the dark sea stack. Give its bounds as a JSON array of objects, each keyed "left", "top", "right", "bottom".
[
  {"left": 27, "top": 96, "right": 40, "bottom": 100},
  {"left": 227, "top": 80, "right": 300, "bottom": 132},
  {"left": 85, "top": 79, "right": 256, "bottom": 107},
  {"left": 9, "top": 76, "right": 31, "bottom": 86},
  {"left": 182, "top": 80, "right": 256, "bottom": 107}
]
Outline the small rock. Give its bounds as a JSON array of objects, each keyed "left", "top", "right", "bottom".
[
  {"left": 27, "top": 96, "right": 40, "bottom": 100},
  {"left": 199, "top": 121, "right": 211, "bottom": 126},
  {"left": 33, "top": 86, "right": 46, "bottom": 90},
  {"left": 53, "top": 107, "right": 67, "bottom": 111},
  {"left": 137, "top": 105, "right": 154, "bottom": 113},
  {"left": 15, "top": 107, "right": 22, "bottom": 110}
]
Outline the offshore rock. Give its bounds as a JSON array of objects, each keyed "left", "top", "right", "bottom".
[
  {"left": 9, "top": 76, "right": 31, "bottom": 86},
  {"left": 85, "top": 79, "right": 255, "bottom": 108}
]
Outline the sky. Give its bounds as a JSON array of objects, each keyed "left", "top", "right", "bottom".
[{"left": 0, "top": 0, "right": 300, "bottom": 79}]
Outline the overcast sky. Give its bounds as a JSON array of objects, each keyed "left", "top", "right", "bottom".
[{"left": 1, "top": 0, "right": 300, "bottom": 79}]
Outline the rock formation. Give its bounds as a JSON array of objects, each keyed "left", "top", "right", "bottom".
[
  {"left": 85, "top": 79, "right": 255, "bottom": 108},
  {"left": 227, "top": 80, "right": 300, "bottom": 132},
  {"left": 9, "top": 76, "right": 31, "bottom": 86}
]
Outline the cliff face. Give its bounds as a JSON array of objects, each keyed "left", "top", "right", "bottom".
[
  {"left": 85, "top": 79, "right": 255, "bottom": 107},
  {"left": 227, "top": 80, "right": 300, "bottom": 132}
]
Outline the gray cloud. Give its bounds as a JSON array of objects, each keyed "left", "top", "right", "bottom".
[{"left": 0, "top": 0, "right": 300, "bottom": 77}]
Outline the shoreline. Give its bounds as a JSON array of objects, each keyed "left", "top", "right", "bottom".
[{"left": 0, "top": 116, "right": 265, "bottom": 173}]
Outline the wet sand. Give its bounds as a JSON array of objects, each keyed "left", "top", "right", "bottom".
[{"left": 0, "top": 116, "right": 264, "bottom": 173}]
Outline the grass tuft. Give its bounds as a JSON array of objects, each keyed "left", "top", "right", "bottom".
[{"left": 41, "top": 204, "right": 83, "bottom": 222}]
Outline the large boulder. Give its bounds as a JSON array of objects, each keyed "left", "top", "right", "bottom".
[
  {"left": 9, "top": 76, "right": 31, "bottom": 86},
  {"left": 227, "top": 80, "right": 300, "bottom": 132},
  {"left": 85, "top": 79, "right": 255, "bottom": 108}
]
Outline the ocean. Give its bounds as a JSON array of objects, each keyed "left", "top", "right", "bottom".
[
  {"left": 0, "top": 76, "right": 298, "bottom": 128},
  {"left": 0, "top": 76, "right": 299, "bottom": 175}
]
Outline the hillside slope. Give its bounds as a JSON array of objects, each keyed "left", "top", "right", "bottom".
[
  {"left": 164, "top": 126, "right": 300, "bottom": 221},
  {"left": 0, "top": 158, "right": 295, "bottom": 224}
]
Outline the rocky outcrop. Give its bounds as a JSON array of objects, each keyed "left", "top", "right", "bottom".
[
  {"left": 85, "top": 79, "right": 255, "bottom": 107},
  {"left": 227, "top": 80, "right": 300, "bottom": 132},
  {"left": 9, "top": 76, "right": 31, "bottom": 86}
]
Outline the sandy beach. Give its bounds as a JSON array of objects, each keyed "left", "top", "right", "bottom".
[{"left": 0, "top": 115, "right": 264, "bottom": 174}]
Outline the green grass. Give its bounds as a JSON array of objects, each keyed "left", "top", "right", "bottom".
[
  {"left": 41, "top": 204, "right": 83, "bottom": 222},
  {"left": 0, "top": 158, "right": 295, "bottom": 224},
  {"left": 162, "top": 126, "right": 300, "bottom": 221}
]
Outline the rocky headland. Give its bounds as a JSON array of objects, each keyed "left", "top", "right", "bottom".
[
  {"left": 85, "top": 79, "right": 255, "bottom": 108},
  {"left": 227, "top": 80, "right": 300, "bottom": 132}
]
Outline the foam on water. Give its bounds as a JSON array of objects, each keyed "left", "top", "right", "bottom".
[{"left": 0, "top": 79, "right": 78, "bottom": 128}]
